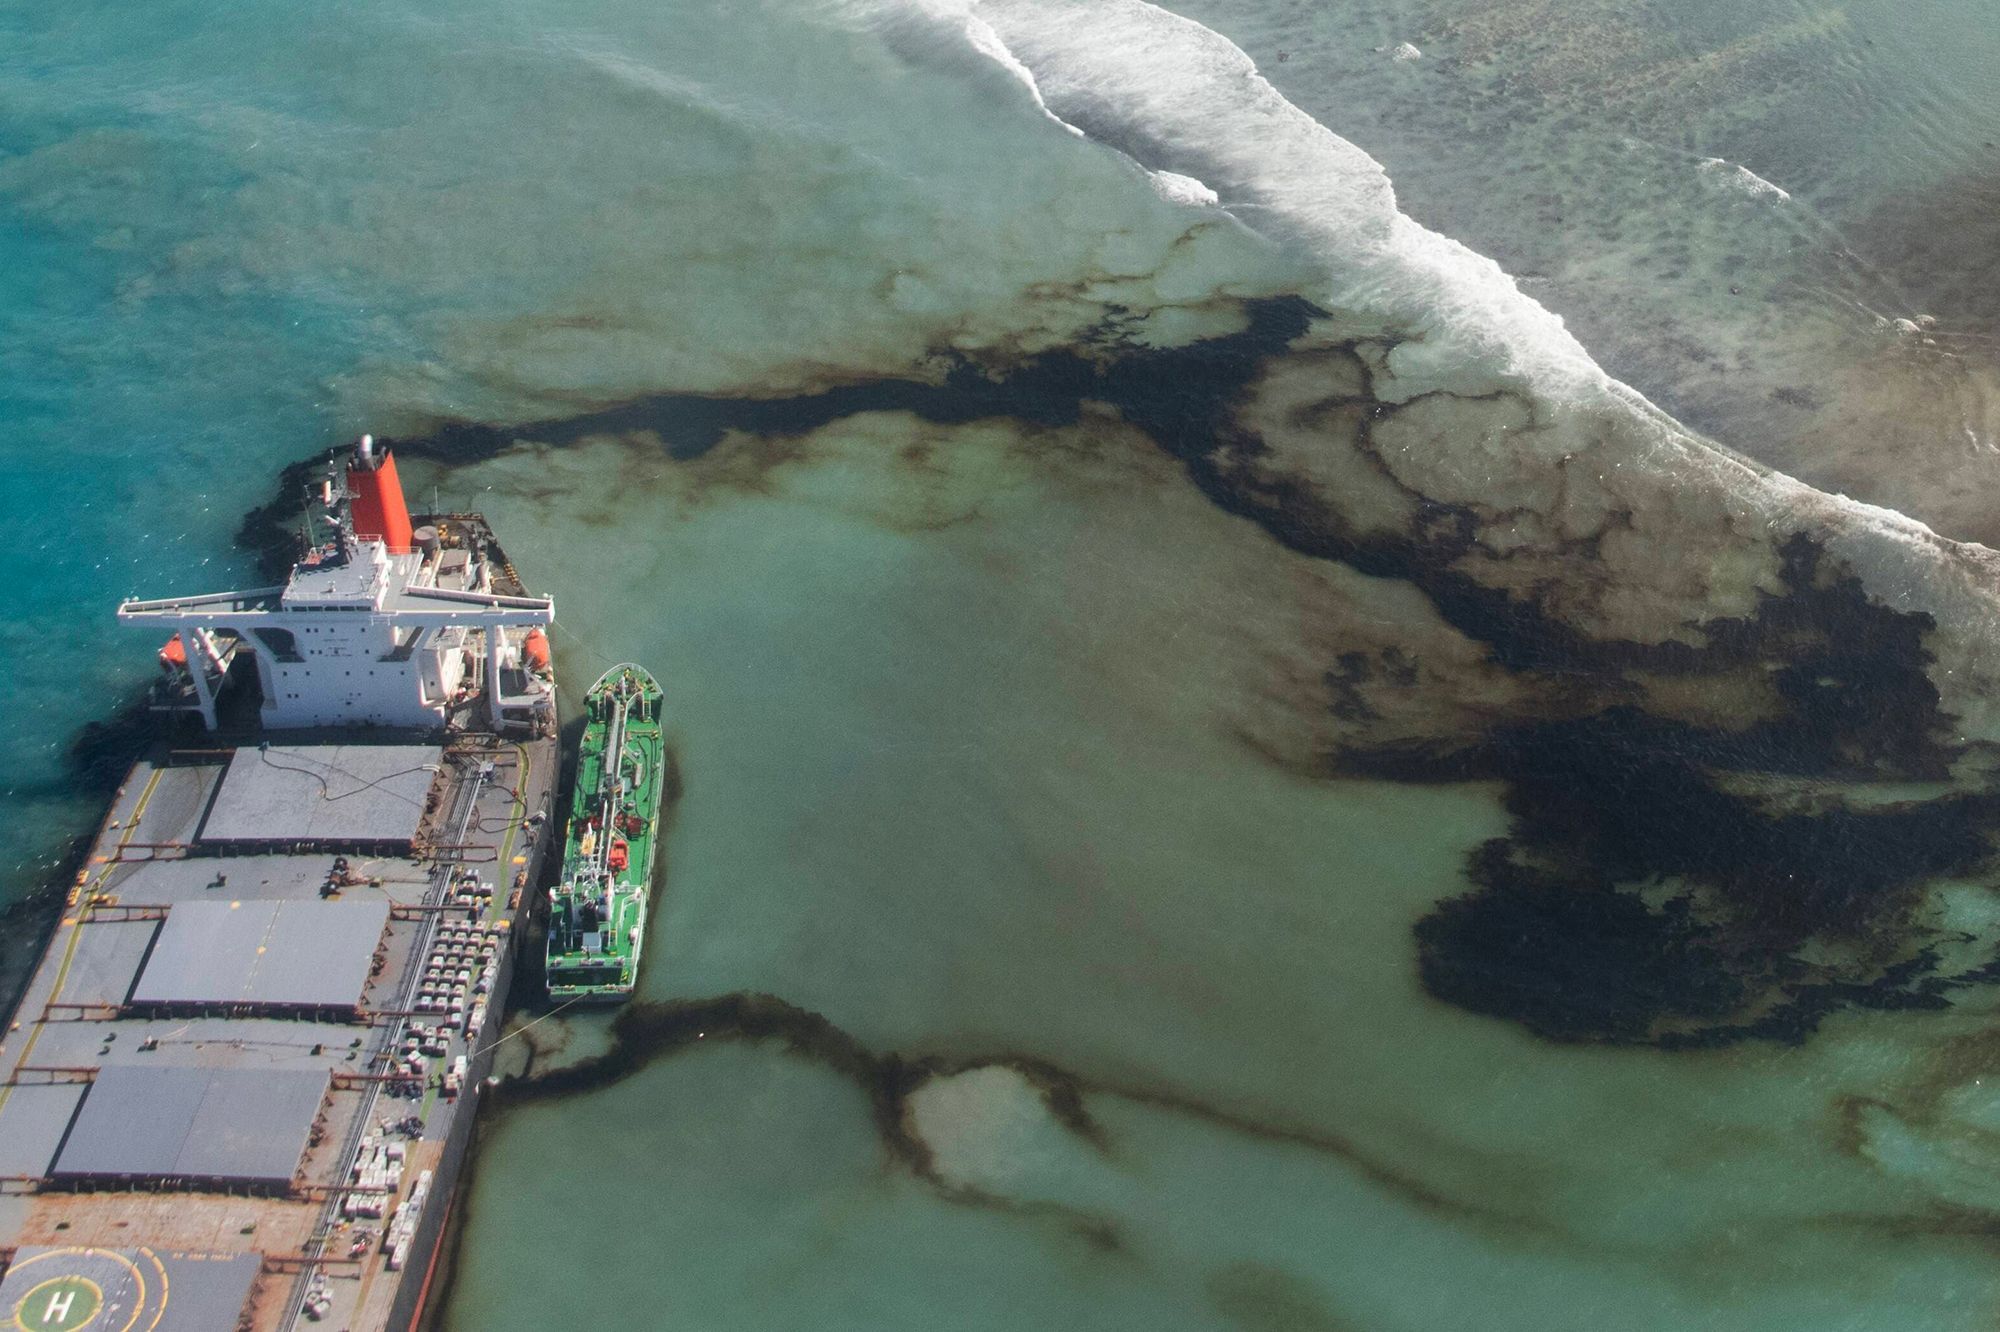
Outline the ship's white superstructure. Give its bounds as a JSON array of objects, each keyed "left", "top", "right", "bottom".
[
  {"left": 0, "top": 435, "right": 563, "bottom": 1332},
  {"left": 119, "top": 436, "right": 554, "bottom": 734}
]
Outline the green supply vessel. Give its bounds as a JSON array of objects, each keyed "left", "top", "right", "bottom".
[{"left": 547, "top": 663, "right": 665, "bottom": 1001}]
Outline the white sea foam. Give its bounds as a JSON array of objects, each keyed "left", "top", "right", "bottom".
[
  {"left": 1698, "top": 156, "right": 1792, "bottom": 202},
  {"left": 1148, "top": 168, "right": 1219, "bottom": 208},
  {"left": 972, "top": 0, "right": 1610, "bottom": 405},
  {"left": 959, "top": 11, "right": 1083, "bottom": 135}
]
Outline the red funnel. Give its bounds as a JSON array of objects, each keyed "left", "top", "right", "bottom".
[{"left": 348, "top": 441, "right": 414, "bottom": 554}]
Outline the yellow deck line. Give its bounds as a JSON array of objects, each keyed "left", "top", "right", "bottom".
[{"left": 0, "top": 766, "right": 163, "bottom": 1116}]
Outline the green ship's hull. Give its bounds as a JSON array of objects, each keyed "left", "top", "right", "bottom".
[{"left": 546, "top": 663, "right": 664, "bottom": 1003}]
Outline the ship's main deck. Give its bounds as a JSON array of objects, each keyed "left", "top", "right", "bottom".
[{"left": 0, "top": 730, "right": 557, "bottom": 1331}]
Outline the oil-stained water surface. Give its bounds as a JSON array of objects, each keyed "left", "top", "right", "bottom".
[{"left": 11, "top": 0, "right": 2000, "bottom": 1329}]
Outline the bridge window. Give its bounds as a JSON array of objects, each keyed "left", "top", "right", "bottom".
[{"left": 251, "top": 628, "right": 304, "bottom": 662}]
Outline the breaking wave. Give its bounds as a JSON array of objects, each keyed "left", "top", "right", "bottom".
[
  {"left": 918, "top": 0, "right": 2000, "bottom": 726},
  {"left": 964, "top": 0, "right": 1612, "bottom": 403}
]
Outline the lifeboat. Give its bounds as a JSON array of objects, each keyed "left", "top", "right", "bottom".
[
  {"left": 608, "top": 838, "right": 630, "bottom": 873},
  {"left": 157, "top": 635, "right": 187, "bottom": 672},
  {"left": 523, "top": 627, "right": 552, "bottom": 676}
]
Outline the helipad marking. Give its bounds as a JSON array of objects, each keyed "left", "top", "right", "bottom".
[
  {"left": 7, "top": 1249, "right": 147, "bottom": 1332},
  {"left": 136, "top": 1250, "right": 168, "bottom": 1332},
  {"left": 11, "top": 1274, "right": 102, "bottom": 1331}
]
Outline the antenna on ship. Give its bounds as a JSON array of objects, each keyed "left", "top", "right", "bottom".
[{"left": 326, "top": 441, "right": 358, "bottom": 563}]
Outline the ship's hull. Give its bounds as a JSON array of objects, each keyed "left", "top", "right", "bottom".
[
  {"left": 546, "top": 664, "right": 665, "bottom": 1003},
  {"left": 0, "top": 441, "right": 562, "bottom": 1332},
  {"left": 0, "top": 730, "right": 560, "bottom": 1332}
]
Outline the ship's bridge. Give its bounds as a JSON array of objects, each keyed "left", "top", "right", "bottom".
[{"left": 117, "top": 437, "right": 554, "bottom": 735}]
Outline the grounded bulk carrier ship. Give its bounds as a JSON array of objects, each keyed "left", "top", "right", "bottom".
[
  {"left": 0, "top": 437, "right": 559, "bottom": 1332},
  {"left": 545, "top": 665, "right": 665, "bottom": 1003}
]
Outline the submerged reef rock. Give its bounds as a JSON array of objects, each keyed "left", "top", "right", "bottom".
[{"left": 1188, "top": 322, "right": 2000, "bottom": 1047}]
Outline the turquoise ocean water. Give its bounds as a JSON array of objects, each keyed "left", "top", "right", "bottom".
[{"left": 11, "top": 1, "right": 2000, "bottom": 1327}]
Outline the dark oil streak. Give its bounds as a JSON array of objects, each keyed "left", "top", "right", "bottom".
[
  {"left": 489, "top": 991, "right": 1585, "bottom": 1251},
  {"left": 496, "top": 992, "right": 1133, "bottom": 1254},
  {"left": 228, "top": 295, "right": 2000, "bottom": 1049}
]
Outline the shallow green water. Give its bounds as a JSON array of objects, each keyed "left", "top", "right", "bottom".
[{"left": 439, "top": 410, "right": 2000, "bottom": 1330}]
